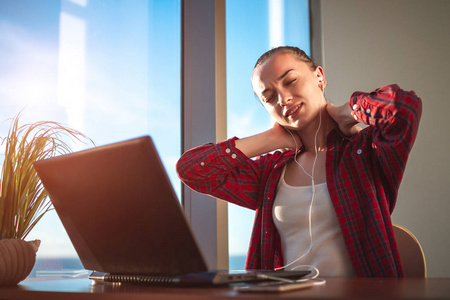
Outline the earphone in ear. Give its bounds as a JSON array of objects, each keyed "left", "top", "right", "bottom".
[{"left": 318, "top": 79, "right": 324, "bottom": 92}]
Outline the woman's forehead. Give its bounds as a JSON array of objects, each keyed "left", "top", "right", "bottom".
[
  {"left": 254, "top": 52, "right": 309, "bottom": 80},
  {"left": 252, "top": 52, "right": 310, "bottom": 89}
]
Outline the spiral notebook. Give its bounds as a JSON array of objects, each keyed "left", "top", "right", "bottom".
[{"left": 33, "top": 136, "right": 309, "bottom": 285}]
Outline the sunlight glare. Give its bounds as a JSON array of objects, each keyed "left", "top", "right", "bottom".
[
  {"left": 67, "top": 0, "right": 88, "bottom": 8},
  {"left": 269, "top": 0, "right": 284, "bottom": 48},
  {"left": 57, "top": 12, "right": 86, "bottom": 140}
]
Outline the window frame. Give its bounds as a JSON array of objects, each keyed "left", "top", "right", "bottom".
[{"left": 180, "top": 0, "right": 228, "bottom": 270}]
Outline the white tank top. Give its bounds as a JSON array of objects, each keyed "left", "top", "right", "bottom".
[{"left": 273, "top": 166, "right": 355, "bottom": 277}]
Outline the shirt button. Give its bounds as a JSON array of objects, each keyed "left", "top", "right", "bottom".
[
  {"left": 200, "top": 162, "right": 205, "bottom": 166},
  {"left": 357, "top": 149, "right": 362, "bottom": 155},
  {"left": 274, "top": 164, "right": 278, "bottom": 168},
  {"left": 231, "top": 153, "right": 237, "bottom": 159},
  {"left": 225, "top": 148, "right": 231, "bottom": 153},
  {"left": 366, "top": 108, "right": 371, "bottom": 114},
  {"left": 352, "top": 104, "right": 358, "bottom": 110}
]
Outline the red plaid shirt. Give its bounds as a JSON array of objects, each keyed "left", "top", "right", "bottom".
[{"left": 177, "top": 85, "right": 422, "bottom": 277}]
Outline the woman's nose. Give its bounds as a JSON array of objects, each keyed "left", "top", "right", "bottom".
[{"left": 278, "top": 91, "right": 292, "bottom": 106}]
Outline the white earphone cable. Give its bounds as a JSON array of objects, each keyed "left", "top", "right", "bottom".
[{"left": 275, "top": 82, "right": 325, "bottom": 272}]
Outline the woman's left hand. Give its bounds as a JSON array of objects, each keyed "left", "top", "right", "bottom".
[{"left": 326, "top": 103, "right": 362, "bottom": 136}]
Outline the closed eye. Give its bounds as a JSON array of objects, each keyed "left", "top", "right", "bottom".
[
  {"left": 263, "top": 95, "right": 274, "bottom": 103},
  {"left": 286, "top": 78, "right": 297, "bottom": 85}
]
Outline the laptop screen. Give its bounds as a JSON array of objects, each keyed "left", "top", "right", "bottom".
[{"left": 34, "top": 136, "right": 208, "bottom": 276}]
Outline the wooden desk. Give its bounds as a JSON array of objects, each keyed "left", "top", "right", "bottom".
[{"left": 1, "top": 277, "right": 450, "bottom": 300}]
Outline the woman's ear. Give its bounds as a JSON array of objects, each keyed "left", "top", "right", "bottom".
[{"left": 315, "top": 66, "right": 326, "bottom": 91}]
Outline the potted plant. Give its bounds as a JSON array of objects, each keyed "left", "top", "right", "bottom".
[{"left": 0, "top": 112, "right": 91, "bottom": 285}]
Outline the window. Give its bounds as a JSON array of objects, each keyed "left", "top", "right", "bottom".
[
  {"left": 226, "top": 0, "right": 310, "bottom": 269},
  {"left": 0, "top": 0, "right": 180, "bottom": 278},
  {"left": 1, "top": 0, "right": 311, "bottom": 277}
]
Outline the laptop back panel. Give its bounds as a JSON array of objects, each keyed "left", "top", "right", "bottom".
[{"left": 34, "top": 136, "right": 208, "bottom": 276}]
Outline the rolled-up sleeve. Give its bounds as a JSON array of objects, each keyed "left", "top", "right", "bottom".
[{"left": 176, "top": 137, "right": 264, "bottom": 210}]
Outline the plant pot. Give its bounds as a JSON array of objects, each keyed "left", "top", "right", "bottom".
[{"left": 0, "top": 239, "right": 40, "bottom": 285}]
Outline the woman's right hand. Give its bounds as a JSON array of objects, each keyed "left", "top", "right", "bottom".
[
  {"left": 269, "top": 122, "right": 302, "bottom": 151},
  {"left": 235, "top": 122, "right": 302, "bottom": 158}
]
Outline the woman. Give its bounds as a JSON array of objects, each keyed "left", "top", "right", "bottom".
[{"left": 176, "top": 46, "right": 422, "bottom": 277}]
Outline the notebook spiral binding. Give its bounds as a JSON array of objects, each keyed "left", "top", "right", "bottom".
[{"left": 105, "top": 274, "right": 180, "bottom": 284}]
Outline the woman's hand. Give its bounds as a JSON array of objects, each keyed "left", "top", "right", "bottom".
[
  {"left": 270, "top": 122, "right": 303, "bottom": 151},
  {"left": 326, "top": 103, "right": 362, "bottom": 136},
  {"left": 235, "top": 122, "right": 302, "bottom": 158}
]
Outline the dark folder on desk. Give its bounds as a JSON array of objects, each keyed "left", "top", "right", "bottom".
[{"left": 34, "top": 136, "right": 309, "bottom": 285}]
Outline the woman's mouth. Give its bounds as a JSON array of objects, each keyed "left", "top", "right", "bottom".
[{"left": 285, "top": 104, "right": 302, "bottom": 118}]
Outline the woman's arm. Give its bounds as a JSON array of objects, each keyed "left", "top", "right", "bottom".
[
  {"left": 349, "top": 84, "right": 421, "bottom": 148},
  {"left": 235, "top": 122, "right": 301, "bottom": 158},
  {"left": 177, "top": 122, "right": 301, "bottom": 210},
  {"left": 327, "top": 84, "right": 421, "bottom": 147},
  {"left": 177, "top": 121, "right": 302, "bottom": 209},
  {"left": 176, "top": 137, "right": 270, "bottom": 210},
  {"left": 327, "top": 84, "right": 422, "bottom": 211}
]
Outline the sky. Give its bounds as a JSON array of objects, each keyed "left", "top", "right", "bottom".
[{"left": 0, "top": 0, "right": 309, "bottom": 269}]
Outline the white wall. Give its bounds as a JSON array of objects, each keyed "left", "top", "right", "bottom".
[{"left": 319, "top": 0, "right": 450, "bottom": 277}]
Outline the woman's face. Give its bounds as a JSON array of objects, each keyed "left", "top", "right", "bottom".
[{"left": 252, "top": 52, "right": 325, "bottom": 131}]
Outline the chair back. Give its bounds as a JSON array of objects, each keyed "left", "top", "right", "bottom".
[{"left": 393, "top": 224, "right": 427, "bottom": 277}]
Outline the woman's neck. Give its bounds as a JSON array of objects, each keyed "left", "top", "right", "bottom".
[{"left": 297, "top": 107, "right": 336, "bottom": 152}]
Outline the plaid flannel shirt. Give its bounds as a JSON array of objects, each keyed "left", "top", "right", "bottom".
[{"left": 177, "top": 85, "right": 422, "bottom": 277}]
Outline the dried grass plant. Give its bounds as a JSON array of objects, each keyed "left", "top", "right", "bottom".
[{"left": 0, "top": 112, "right": 91, "bottom": 240}]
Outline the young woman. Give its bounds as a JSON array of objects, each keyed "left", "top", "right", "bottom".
[{"left": 176, "top": 46, "right": 422, "bottom": 277}]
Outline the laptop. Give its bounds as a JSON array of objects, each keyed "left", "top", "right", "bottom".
[{"left": 33, "top": 136, "right": 310, "bottom": 285}]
